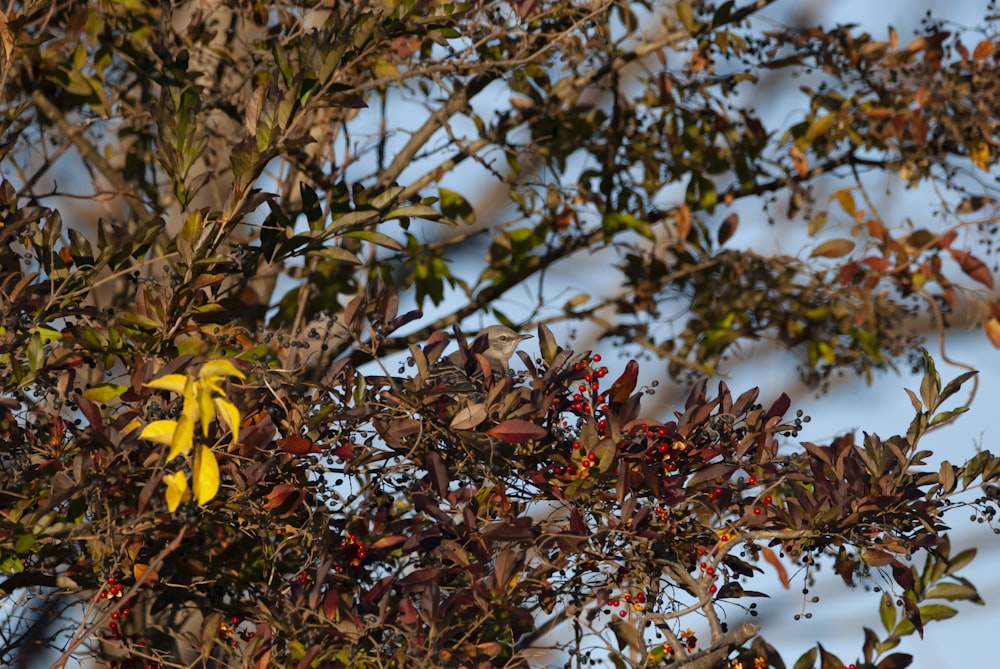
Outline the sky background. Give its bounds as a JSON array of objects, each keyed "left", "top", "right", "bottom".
[
  {"left": 369, "top": 0, "right": 1000, "bottom": 665},
  {"left": 733, "top": 2, "right": 1000, "bottom": 666}
]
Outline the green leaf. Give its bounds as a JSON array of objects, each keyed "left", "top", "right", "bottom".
[
  {"left": 14, "top": 531, "right": 36, "bottom": 554},
  {"left": 439, "top": 188, "right": 476, "bottom": 223},
  {"left": 879, "top": 592, "right": 896, "bottom": 633},
  {"left": 306, "top": 247, "right": 362, "bottom": 264},
  {"left": 793, "top": 646, "right": 817, "bottom": 669},
  {"left": 341, "top": 230, "right": 403, "bottom": 251},
  {"left": 698, "top": 176, "right": 717, "bottom": 213},
  {"left": 370, "top": 186, "right": 405, "bottom": 210},
  {"left": 385, "top": 204, "right": 442, "bottom": 222},
  {"left": 924, "top": 582, "right": 979, "bottom": 602},
  {"left": 938, "top": 370, "right": 977, "bottom": 403},
  {"left": 945, "top": 548, "right": 977, "bottom": 575}
]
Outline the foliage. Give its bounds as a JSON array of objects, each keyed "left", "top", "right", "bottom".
[{"left": 2, "top": 1, "right": 1000, "bottom": 668}]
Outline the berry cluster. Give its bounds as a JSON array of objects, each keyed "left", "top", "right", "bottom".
[
  {"left": 340, "top": 532, "right": 367, "bottom": 568},
  {"left": 219, "top": 615, "right": 254, "bottom": 647},
  {"left": 604, "top": 590, "right": 647, "bottom": 618},
  {"left": 96, "top": 577, "right": 160, "bottom": 669},
  {"left": 95, "top": 577, "right": 135, "bottom": 643},
  {"left": 567, "top": 354, "right": 607, "bottom": 417}
]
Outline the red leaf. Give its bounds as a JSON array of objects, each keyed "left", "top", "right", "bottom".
[
  {"left": 486, "top": 419, "right": 547, "bottom": 443},
  {"left": 861, "top": 256, "right": 891, "bottom": 271},
  {"left": 950, "top": 248, "right": 994, "bottom": 289},
  {"left": 279, "top": 436, "right": 320, "bottom": 455},
  {"left": 891, "top": 559, "right": 915, "bottom": 592},
  {"left": 265, "top": 484, "right": 305, "bottom": 516},
  {"left": 397, "top": 598, "right": 419, "bottom": 625},
  {"left": 323, "top": 588, "right": 339, "bottom": 619},
  {"left": 608, "top": 360, "right": 639, "bottom": 407},
  {"left": 766, "top": 392, "right": 791, "bottom": 419}
]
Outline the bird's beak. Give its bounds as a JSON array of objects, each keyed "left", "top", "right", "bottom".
[{"left": 518, "top": 333, "right": 534, "bottom": 341}]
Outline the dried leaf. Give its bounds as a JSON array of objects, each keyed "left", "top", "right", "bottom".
[
  {"left": 717, "top": 212, "right": 739, "bottom": 245},
  {"left": 949, "top": 248, "right": 994, "bottom": 289},
  {"left": 760, "top": 545, "right": 789, "bottom": 589},
  {"left": 676, "top": 204, "right": 691, "bottom": 250},
  {"left": 486, "top": 419, "right": 547, "bottom": 443},
  {"left": 810, "top": 239, "right": 855, "bottom": 259}
]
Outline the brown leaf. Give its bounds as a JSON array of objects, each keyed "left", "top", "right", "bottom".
[
  {"left": 675, "top": 204, "right": 691, "bottom": 250},
  {"left": 608, "top": 360, "right": 639, "bottom": 408},
  {"left": 426, "top": 451, "right": 449, "bottom": 497},
  {"left": 760, "top": 545, "right": 790, "bottom": 589},
  {"left": 973, "top": 39, "right": 995, "bottom": 61},
  {"left": 717, "top": 212, "right": 739, "bottom": 245},
  {"left": 789, "top": 145, "right": 808, "bottom": 177},
  {"left": 555, "top": 206, "right": 575, "bottom": 231},
  {"left": 810, "top": 238, "right": 855, "bottom": 259},
  {"left": 370, "top": 535, "right": 406, "bottom": 550},
  {"left": 450, "top": 403, "right": 486, "bottom": 431},
  {"left": 486, "top": 419, "right": 547, "bottom": 443},
  {"left": 949, "top": 248, "right": 994, "bottom": 289}
]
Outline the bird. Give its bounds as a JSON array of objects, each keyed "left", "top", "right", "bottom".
[
  {"left": 362, "top": 325, "right": 533, "bottom": 394},
  {"left": 421, "top": 325, "right": 533, "bottom": 396},
  {"left": 447, "top": 325, "right": 533, "bottom": 377}
]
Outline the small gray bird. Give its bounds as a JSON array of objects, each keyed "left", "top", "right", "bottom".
[
  {"left": 424, "top": 325, "right": 533, "bottom": 393},
  {"left": 449, "top": 325, "right": 533, "bottom": 376},
  {"left": 364, "top": 326, "right": 532, "bottom": 393}
]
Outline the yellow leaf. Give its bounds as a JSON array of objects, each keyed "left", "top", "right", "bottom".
[
  {"left": 830, "top": 188, "right": 856, "bottom": 216},
  {"left": 199, "top": 359, "right": 246, "bottom": 382},
  {"left": 198, "top": 384, "right": 214, "bottom": 437},
  {"left": 214, "top": 397, "right": 241, "bottom": 443},
  {"left": 122, "top": 417, "right": 143, "bottom": 435},
  {"left": 971, "top": 140, "right": 991, "bottom": 171},
  {"left": 146, "top": 374, "right": 189, "bottom": 394},
  {"left": 82, "top": 383, "right": 127, "bottom": 403},
  {"left": 140, "top": 419, "right": 178, "bottom": 445},
  {"left": 182, "top": 378, "right": 198, "bottom": 420},
  {"left": 168, "top": 414, "right": 195, "bottom": 461},
  {"left": 163, "top": 471, "right": 188, "bottom": 512},
  {"left": 986, "top": 317, "right": 1000, "bottom": 349},
  {"left": 193, "top": 444, "right": 220, "bottom": 506}
]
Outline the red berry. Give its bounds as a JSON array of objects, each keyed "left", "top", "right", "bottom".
[{"left": 592, "top": 354, "right": 602, "bottom": 362}]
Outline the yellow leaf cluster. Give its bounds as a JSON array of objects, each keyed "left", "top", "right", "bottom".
[{"left": 138, "top": 360, "right": 245, "bottom": 511}]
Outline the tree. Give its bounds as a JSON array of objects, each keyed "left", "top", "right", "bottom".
[{"left": 2, "top": 0, "right": 1000, "bottom": 667}]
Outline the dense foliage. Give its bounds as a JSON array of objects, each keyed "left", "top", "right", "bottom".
[{"left": 2, "top": 1, "right": 1000, "bottom": 668}]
